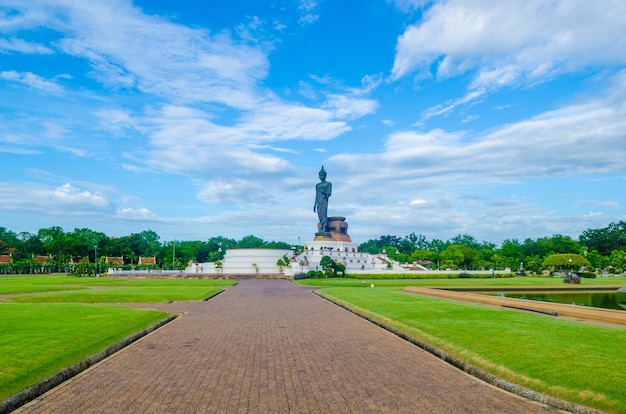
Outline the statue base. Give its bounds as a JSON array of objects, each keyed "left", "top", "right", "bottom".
[{"left": 316, "top": 216, "right": 352, "bottom": 242}]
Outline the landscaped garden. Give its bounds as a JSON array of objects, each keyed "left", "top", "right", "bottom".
[
  {"left": 297, "top": 276, "right": 626, "bottom": 413},
  {"left": 2, "top": 274, "right": 626, "bottom": 413},
  {"left": 0, "top": 275, "right": 235, "bottom": 402}
]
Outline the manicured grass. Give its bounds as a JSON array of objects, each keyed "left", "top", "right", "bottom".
[
  {"left": 0, "top": 303, "right": 169, "bottom": 400},
  {"left": 5, "top": 286, "right": 223, "bottom": 303},
  {"left": 319, "top": 287, "right": 626, "bottom": 413},
  {"left": 0, "top": 275, "right": 234, "bottom": 402},
  {"left": 0, "top": 276, "right": 235, "bottom": 301},
  {"left": 296, "top": 275, "right": 626, "bottom": 288},
  {"left": 0, "top": 284, "right": 85, "bottom": 295},
  {"left": 0, "top": 275, "right": 236, "bottom": 290}
]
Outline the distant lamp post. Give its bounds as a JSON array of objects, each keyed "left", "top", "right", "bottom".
[{"left": 94, "top": 246, "right": 98, "bottom": 275}]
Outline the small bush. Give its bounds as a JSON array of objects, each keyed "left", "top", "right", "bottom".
[
  {"left": 577, "top": 271, "right": 597, "bottom": 278},
  {"left": 293, "top": 272, "right": 307, "bottom": 280},
  {"left": 306, "top": 270, "right": 324, "bottom": 278}
]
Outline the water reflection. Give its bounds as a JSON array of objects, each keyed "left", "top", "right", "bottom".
[{"left": 495, "top": 291, "right": 626, "bottom": 311}]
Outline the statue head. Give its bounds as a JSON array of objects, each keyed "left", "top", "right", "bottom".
[{"left": 319, "top": 166, "right": 327, "bottom": 180}]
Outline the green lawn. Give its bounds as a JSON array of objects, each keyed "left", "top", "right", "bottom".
[
  {"left": 5, "top": 286, "right": 223, "bottom": 303},
  {"left": 0, "top": 303, "right": 169, "bottom": 400},
  {"left": 318, "top": 286, "right": 626, "bottom": 413},
  {"left": 0, "top": 275, "right": 234, "bottom": 402},
  {"left": 296, "top": 275, "right": 626, "bottom": 288}
]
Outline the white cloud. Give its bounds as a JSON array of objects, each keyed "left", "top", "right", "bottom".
[
  {"left": 332, "top": 71, "right": 626, "bottom": 193},
  {"left": 116, "top": 207, "right": 157, "bottom": 220},
  {"left": 48, "top": 183, "right": 109, "bottom": 207},
  {"left": 322, "top": 94, "right": 379, "bottom": 120},
  {"left": 391, "top": 0, "right": 626, "bottom": 92},
  {"left": 0, "top": 182, "right": 112, "bottom": 213},
  {"left": 298, "top": 0, "right": 319, "bottom": 25},
  {"left": 0, "top": 70, "right": 63, "bottom": 93},
  {"left": 118, "top": 101, "right": 351, "bottom": 177},
  {"left": 3, "top": 0, "right": 269, "bottom": 107},
  {"left": 417, "top": 89, "right": 485, "bottom": 124},
  {"left": 197, "top": 179, "right": 277, "bottom": 205},
  {"left": 0, "top": 2, "right": 378, "bottom": 180},
  {"left": 94, "top": 109, "right": 134, "bottom": 136},
  {"left": 0, "top": 37, "right": 53, "bottom": 54}
]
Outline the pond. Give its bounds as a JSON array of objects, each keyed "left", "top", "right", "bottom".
[{"left": 493, "top": 291, "right": 626, "bottom": 311}]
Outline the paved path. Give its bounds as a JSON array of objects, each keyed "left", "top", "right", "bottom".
[{"left": 18, "top": 280, "right": 559, "bottom": 413}]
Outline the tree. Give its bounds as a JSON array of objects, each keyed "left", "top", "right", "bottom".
[
  {"left": 535, "top": 235, "right": 580, "bottom": 256},
  {"left": 319, "top": 255, "right": 345, "bottom": 277},
  {"left": 319, "top": 256, "right": 335, "bottom": 277},
  {"left": 239, "top": 235, "right": 266, "bottom": 249},
  {"left": 15, "top": 232, "right": 42, "bottom": 261},
  {"left": 542, "top": 254, "right": 591, "bottom": 273},
  {"left": 449, "top": 233, "right": 480, "bottom": 249},
  {"left": 276, "top": 255, "right": 290, "bottom": 272},
  {"left": 407, "top": 232, "right": 429, "bottom": 250},
  {"left": 0, "top": 227, "right": 18, "bottom": 257},
  {"left": 580, "top": 221, "right": 626, "bottom": 255},
  {"left": 607, "top": 249, "right": 626, "bottom": 273},
  {"left": 72, "top": 257, "right": 92, "bottom": 277},
  {"left": 440, "top": 244, "right": 481, "bottom": 269},
  {"left": 497, "top": 239, "right": 524, "bottom": 269}
]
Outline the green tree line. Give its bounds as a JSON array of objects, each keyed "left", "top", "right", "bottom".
[
  {"left": 0, "top": 227, "right": 290, "bottom": 273},
  {"left": 1, "top": 221, "right": 625, "bottom": 274},
  {"left": 358, "top": 221, "right": 626, "bottom": 274}
]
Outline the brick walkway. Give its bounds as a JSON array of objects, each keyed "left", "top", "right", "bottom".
[{"left": 18, "top": 280, "right": 558, "bottom": 413}]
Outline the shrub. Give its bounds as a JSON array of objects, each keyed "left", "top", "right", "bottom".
[
  {"left": 293, "top": 271, "right": 307, "bottom": 280},
  {"left": 306, "top": 270, "right": 324, "bottom": 278}
]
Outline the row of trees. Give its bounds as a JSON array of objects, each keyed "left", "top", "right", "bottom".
[
  {"left": 0, "top": 227, "right": 290, "bottom": 273},
  {"left": 358, "top": 222, "right": 626, "bottom": 274},
  {"left": 1, "top": 221, "right": 625, "bottom": 274}
]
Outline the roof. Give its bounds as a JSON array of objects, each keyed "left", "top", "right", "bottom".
[
  {"left": 138, "top": 257, "right": 156, "bottom": 264},
  {"left": 34, "top": 255, "right": 52, "bottom": 264},
  {"left": 106, "top": 256, "right": 124, "bottom": 264}
]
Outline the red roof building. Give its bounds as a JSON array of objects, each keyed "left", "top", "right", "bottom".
[
  {"left": 138, "top": 257, "right": 156, "bottom": 265},
  {"left": 33, "top": 255, "right": 53, "bottom": 264},
  {"left": 106, "top": 256, "right": 124, "bottom": 265}
]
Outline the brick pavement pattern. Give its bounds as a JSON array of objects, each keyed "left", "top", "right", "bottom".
[{"left": 18, "top": 280, "right": 558, "bottom": 413}]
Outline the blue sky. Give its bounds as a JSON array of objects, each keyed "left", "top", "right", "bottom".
[{"left": 1, "top": 0, "right": 625, "bottom": 246}]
